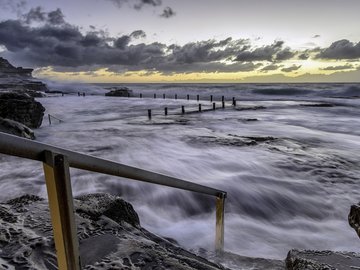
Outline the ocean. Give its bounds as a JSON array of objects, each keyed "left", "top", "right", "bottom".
[{"left": 1, "top": 83, "right": 359, "bottom": 259}]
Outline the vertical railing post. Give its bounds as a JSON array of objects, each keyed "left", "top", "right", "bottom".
[
  {"left": 43, "top": 151, "right": 81, "bottom": 270},
  {"left": 215, "top": 193, "right": 226, "bottom": 253},
  {"left": 48, "top": 114, "right": 52, "bottom": 125}
]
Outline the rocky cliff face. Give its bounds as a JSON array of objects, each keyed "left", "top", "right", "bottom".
[
  {"left": 0, "top": 92, "right": 45, "bottom": 128},
  {"left": 0, "top": 58, "right": 47, "bottom": 138},
  {"left": 0, "top": 57, "right": 48, "bottom": 93}
]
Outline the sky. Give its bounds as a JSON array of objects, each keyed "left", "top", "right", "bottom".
[{"left": 0, "top": 0, "right": 360, "bottom": 83}]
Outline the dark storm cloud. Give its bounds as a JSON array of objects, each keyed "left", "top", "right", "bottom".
[
  {"left": 281, "top": 65, "right": 301, "bottom": 72},
  {"left": 47, "top": 9, "right": 65, "bottom": 25},
  {"left": 24, "top": 7, "right": 46, "bottom": 24},
  {"left": 107, "top": 0, "right": 162, "bottom": 9},
  {"left": 130, "top": 30, "right": 146, "bottom": 39},
  {"left": 320, "top": 64, "right": 354, "bottom": 71},
  {"left": 317, "top": 39, "right": 360, "bottom": 59},
  {"left": 23, "top": 6, "right": 65, "bottom": 25},
  {"left": 298, "top": 53, "right": 309, "bottom": 60},
  {"left": 235, "top": 41, "right": 295, "bottom": 62},
  {"left": 134, "top": 0, "right": 162, "bottom": 9},
  {"left": 0, "top": 15, "right": 313, "bottom": 74},
  {"left": 160, "top": 7, "right": 175, "bottom": 18},
  {"left": 0, "top": 0, "right": 26, "bottom": 14}
]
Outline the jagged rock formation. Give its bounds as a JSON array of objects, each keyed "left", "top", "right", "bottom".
[
  {"left": 0, "top": 57, "right": 33, "bottom": 78},
  {"left": 0, "top": 92, "right": 45, "bottom": 128},
  {"left": 286, "top": 249, "right": 360, "bottom": 270},
  {"left": 105, "top": 87, "right": 133, "bottom": 97},
  {"left": 349, "top": 203, "right": 360, "bottom": 239},
  {"left": 0, "top": 57, "right": 48, "bottom": 93},
  {"left": 0, "top": 193, "right": 227, "bottom": 270},
  {"left": 0, "top": 117, "right": 35, "bottom": 139}
]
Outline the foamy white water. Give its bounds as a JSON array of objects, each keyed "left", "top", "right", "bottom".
[{"left": 0, "top": 83, "right": 359, "bottom": 259}]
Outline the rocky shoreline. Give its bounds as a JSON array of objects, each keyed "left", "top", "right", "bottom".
[{"left": 0, "top": 57, "right": 47, "bottom": 139}]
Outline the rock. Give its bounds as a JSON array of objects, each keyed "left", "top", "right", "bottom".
[
  {"left": 0, "top": 92, "right": 45, "bottom": 128},
  {"left": 0, "top": 193, "right": 227, "bottom": 270},
  {"left": 75, "top": 193, "right": 140, "bottom": 228},
  {"left": 0, "top": 57, "right": 32, "bottom": 78},
  {"left": 188, "top": 134, "right": 277, "bottom": 147},
  {"left": 105, "top": 87, "right": 133, "bottom": 97},
  {"left": 0, "top": 117, "right": 35, "bottom": 139},
  {"left": 286, "top": 249, "right": 360, "bottom": 270},
  {"left": 206, "top": 251, "right": 284, "bottom": 270},
  {"left": 0, "top": 57, "right": 48, "bottom": 93},
  {"left": 349, "top": 203, "right": 360, "bottom": 239},
  {"left": 300, "top": 103, "right": 335, "bottom": 107}
]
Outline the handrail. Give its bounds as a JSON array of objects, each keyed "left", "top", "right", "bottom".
[
  {"left": 0, "top": 132, "right": 225, "bottom": 197},
  {"left": 0, "top": 131, "right": 226, "bottom": 269}
]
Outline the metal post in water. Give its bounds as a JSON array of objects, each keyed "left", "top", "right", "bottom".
[
  {"left": 187, "top": 94, "right": 189, "bottom": 100},
  {"left": 222, "top": 101, "right": 225, "bottom": 109},
  {"left": 199, "top": 104, "right": 202, "bottom": 112},
  {"left": 164, "top": 107, "right": 168, "bottom": 116},
  {"left": 163, "top": 93, "right": 166, "bottom": 99},
  {"left": 197, "top": 95, "right": 199, "bottom": 102},
  {"left": 181, "top": 106, "right": 185, "bottom": 114},
  {"left": 43, "top": 151, "right": 81, "bottom": 270},
  {"left": 154, "top": 93, "right": 156, "bottom": 99},
  {"left": 232, "top": 97, "right": 235, "bottom": 105},
  {"left": 215, "top": 193, "right": 226, "bottom": 253},
  {"left": 140, "top": 93, "right": 142, "bottom": 98},
  {"left": 48, "top": 114, "right": 52, "bottom": 125},
  {"left": 175, "top": 94, "right": 177, "bottom": 100},
  {"left": 213, "top": 103, "right": 216, "bottom": 110},
  {"left": 210, "top": 95, "right": 213, "bottom": 102},
  {"left": 222, "top": 96, "right": 224, "bottom": 102},
  {"left": 233, "top": 100, "right": 236, "bottom": 106},
  {"left": 148, "top": 109, "right": 152, "bottom": 120}
]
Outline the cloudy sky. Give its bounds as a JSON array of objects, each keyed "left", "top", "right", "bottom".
[{"left": 1, "top": 0, "right": 360, "bottom": 83}]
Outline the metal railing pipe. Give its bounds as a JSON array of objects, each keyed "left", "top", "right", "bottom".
[{"left": 0, "top": 132, "right": 226, "bottom": 197}]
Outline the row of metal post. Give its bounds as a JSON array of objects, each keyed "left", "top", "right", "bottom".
[
  {"left": 139, "top": 93, "right": 235, "bottom": 103},
  {"left": 147, "top": 99, "right": 236, "bottom": 119}
]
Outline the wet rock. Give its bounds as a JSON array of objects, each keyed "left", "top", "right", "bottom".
[
  {"left": 300, "top": 103, "right": 335, "bottom": 107},
  {"left": 105, "top": 87, "right": 133, "bottom": 97},
  {"left": 188, "top": 134, "right": 277, "bottom": 147},
  {"left": 208, "top": 251, "right": 284, "bottom": 270},
  {"left": 0, "top": 57, "right": 48, "bottom": 93},
  {"left": 349, "top": 203, "right": 360, "bottom": 239},
  {"left": 0, "top": 57, "right": 32, "bottom": 78},
  {"left": 0, "top": 92, "right": 45, "bottom": 128},
  {"left": 0, "top": 117, "right": 35, "bottom": 139},
  {"left": 235, "top": 106, "right": 266, "bottom": 111},
  {"left": 286, "top": 249, "right": 360, "bottom": 270},
  {"left": 0, "top": 193, "right": 226, "bottom": 269},
  {"left": 75, "top": 193, "right": 140, "bottom": 228}
]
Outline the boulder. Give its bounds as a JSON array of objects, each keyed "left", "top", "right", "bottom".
[
  {"left": 0, "top": 92, "right": 45, "bottom": 128},
  {"left": 286, "top": 249, "right": 360, "bottom": 270},
  {"left": 0, "top": 193, "right": 227, "bottom": 270},
  {"left": 105, "top": 87, "right": 133, "bottom": 97},
  {"left": 0, "top": 117, "right": 35, "bottom": 139},
  {"left": 349, "top": 203, "right": 360, "bottom": 239}
]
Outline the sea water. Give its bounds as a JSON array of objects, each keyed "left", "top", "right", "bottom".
[{"left": 0, "top": 83, "right": 359, "bottom": 259}]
